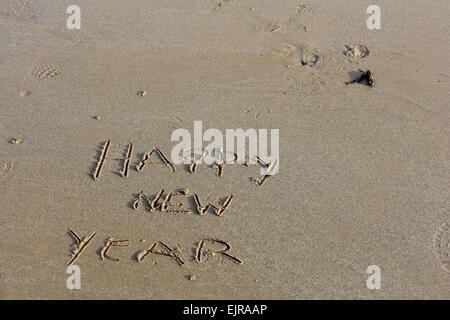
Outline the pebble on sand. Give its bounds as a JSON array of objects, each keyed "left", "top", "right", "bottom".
[{"left": 9, "top": 138, "right": 24, "bottom": 144}]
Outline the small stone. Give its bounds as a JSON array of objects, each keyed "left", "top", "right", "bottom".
[
  {"left": 19, "top": 90, "right": 31, "bottom": 97},
  {"left": 92, "top": 115, "right": 101, "bottom": 120},
  {"left": 9, "top": 138, "right": 23, "bottom": 144},
  {"left": 137, "top": 90, "right": 146, "bottom": 96},
  {"left": 189, "top": 275, "right": 196, "bottom": 281}
]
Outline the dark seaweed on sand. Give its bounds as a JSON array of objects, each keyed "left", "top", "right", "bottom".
[{"left": 345, "top": 69, "right": 375, "bottom": 87}]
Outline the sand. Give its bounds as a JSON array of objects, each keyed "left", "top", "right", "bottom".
[{"left": 0, "top": 0, "right": 449, "bottom": 299}]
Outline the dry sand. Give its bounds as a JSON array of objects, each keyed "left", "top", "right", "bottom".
[{"left": 0, "top": 0, "right": 449, "bottom": 299}]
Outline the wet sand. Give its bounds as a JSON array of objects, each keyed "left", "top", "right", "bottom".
[{"left": 0, "top": 0, "right": 449, "bottom": 299}]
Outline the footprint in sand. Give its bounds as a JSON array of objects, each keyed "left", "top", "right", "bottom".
[
  {"left": 273, "top": 44, "right": 322, "bottom": 68},
  {"left": 30, "top": 65, "right": 60, "bottom": 79},
  {"left": 7, "top": 0, "right": 33, "bottom": 19},
  {"left": 0, "top": 160, "right": 15, "bottom": 182},
  {"left": 433, "top": 223, "right": 450, "bottom": 273},
  {"left": 272, "top": 44, "right": 302, "bottom": 62}
]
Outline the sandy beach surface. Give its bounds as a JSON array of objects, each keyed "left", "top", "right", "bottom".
[{"left": 0, "top": 0, "right": 449, "bottom": 299}]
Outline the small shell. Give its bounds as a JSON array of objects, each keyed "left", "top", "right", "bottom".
[{"left": 345, "top": 45, "right": 369, "bottom": 58}]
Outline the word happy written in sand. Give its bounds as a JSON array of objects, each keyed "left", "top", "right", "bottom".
[{"left": 91, "top": 140, "right": 275, "bottom": 186}]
